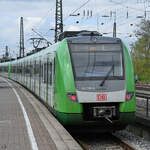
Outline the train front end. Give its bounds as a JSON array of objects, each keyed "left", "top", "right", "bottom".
[{"left": 54, "top": 33, "right": 135, "bottom": 130}]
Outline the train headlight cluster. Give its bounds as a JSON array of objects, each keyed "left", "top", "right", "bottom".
[{"left": 126, "top": 92, "right": 134, "bottom": 101}]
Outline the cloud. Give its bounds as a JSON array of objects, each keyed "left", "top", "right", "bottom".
[
  {"left": 0, "top": 0, "right": 148, "bottom": 57},
  {"left": 23, "top": 17, "right": 44, "bottom": 32},
  {"left": 66, "top": 26, "right": 81, "bottom": 31}
]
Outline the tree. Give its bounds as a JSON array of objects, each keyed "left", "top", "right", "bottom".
[{"left": 131, "top": 19, "right": 150, "bottom": 82}]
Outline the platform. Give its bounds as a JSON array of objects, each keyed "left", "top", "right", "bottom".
[{"left": 0, "top": 77, "right": 82, "bottom": 150}]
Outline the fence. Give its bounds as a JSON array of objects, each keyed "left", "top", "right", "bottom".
[{"left": 136, "top": 92, "right": 150, "bottom": 117}]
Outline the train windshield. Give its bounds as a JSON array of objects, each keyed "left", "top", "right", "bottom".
[{"left": 69, "top": 43, "right": 124, "bottom": 80}]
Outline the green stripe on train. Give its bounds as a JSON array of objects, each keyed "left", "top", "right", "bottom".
[
  {"left": 119, "top": 42, "right": 136, "bottom": 112},
  {"left": 54, "top": 39, "right": 83, "bottom": 114}
]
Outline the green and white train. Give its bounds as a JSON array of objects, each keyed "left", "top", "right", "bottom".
[{"left": 0, "top": 31, "right": 136, "bottom": 131}]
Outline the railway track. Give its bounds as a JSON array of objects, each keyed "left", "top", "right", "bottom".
[
  {"left": 74, "top": 132, "right": 137, "bottom": 150},
  {"left": 112, "top": 134, "right": 136, "bottom": 150}
]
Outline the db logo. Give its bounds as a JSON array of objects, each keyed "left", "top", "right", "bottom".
[{"left": 96, "top": 94, "right": 107, "bottom": 101}]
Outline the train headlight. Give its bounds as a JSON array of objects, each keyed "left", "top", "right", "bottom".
[
  {"left": 67, "top": 93, "right": 77, "bottom": 102},
  {"left": 126, "top": 92, "right": 134, "bottom": 101}
]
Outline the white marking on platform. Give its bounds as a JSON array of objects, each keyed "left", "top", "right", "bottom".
[{"left": 1, "top": 78, "right": 39, "bottom": 150}]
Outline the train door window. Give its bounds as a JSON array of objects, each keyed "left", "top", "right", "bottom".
[
  {"left": 41, "top": 63, "right": 43, "bottom": 81},
  {"left": 17, "top": 63, "right": 19, "bottom": 74},
  {"left": 28, "top": 61, "right": 31, "bottom": 76},
  {"left": 30, "top": 61, "right": 33, "bottom": 77},
  {"left": 16, "top": 63, "right": 17, "bottom": 74},
  {"left": 39, "top": 59, "right": 41, "bottom": 79},
  {"left": 35, "top": 60, "right": 40, "bottom": 81},
  {"left": 44, "top": 63, "right": 47, "bottom": 83},
  {"left": 24, "top": 62, "right": 25, "bottom": 76},
  {"left": 18, "top": 63, "right": 19, "bottom": 74},
  {"left": 13, "top": 65, "right": 14, "bottom": 73},
  {"left": 11, "top": 65, "right": 14, "bottom": 73},
  {"left": 14, "top": 64, "right": 15, "bottom": 73},
  {"left": 20, "top": 63, "right": 22, "bottom": 74},
  {"left": 36, "top": 61, "right": 39, "bottom": 75},
  {"left": 27, "top": 61, "right": 30, "bottom": 77},
  {"left": 21, "top": 62, "right": 23, "bottom": 75},
  {"left": 34, "top": 60, "right": 36, "bottom": 76},
  {"left": 19, "top": 63, "right": 21, "bottom": 74},
  {"left": 50, "top": 62, "right": 52, "bottom": 85},
  {"left": 24, "top": 61, "right": 27, "bottom": 75},
  {"left": 46, "top": 60, "right": 51, "bottom": 85},
  {"left": 42, "top": 62, "right": 47, "bottom": 83},
  {"left": 14, "top": 64, "right": 16, "bottom": 74},
  {"left": 47, "top": 59, "right": 49, "bottom": 84}
]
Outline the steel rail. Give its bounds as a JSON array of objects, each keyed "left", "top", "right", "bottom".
[
  {"left": 112, "top": 134, "right": 136, "bottom": 150},
  {"left": 76, "top": 133, "right": 136, "bottom": 150}
]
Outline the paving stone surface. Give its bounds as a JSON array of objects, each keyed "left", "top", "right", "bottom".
[{"left": 0, "top": 77, "right": 82, "bottom": 150}]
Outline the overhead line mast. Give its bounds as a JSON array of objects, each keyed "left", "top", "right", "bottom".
[
  {"left": 55, "top": 0, "right": 63, "bottom": 43},
  {"left": 20, "top": 17, "right": 25, "bottom": 58}
]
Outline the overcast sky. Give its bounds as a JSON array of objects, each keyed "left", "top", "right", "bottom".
[{"left": 0, "top": 0, "right": 150, "bottom": 57}]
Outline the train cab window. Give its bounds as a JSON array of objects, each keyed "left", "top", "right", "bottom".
[{"left": 69, "top": 43, "right": 124, "bottom": 80}]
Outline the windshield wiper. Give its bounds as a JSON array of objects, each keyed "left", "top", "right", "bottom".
[{"left": 100, "top": 64, "right": 114, "bottom": 87}]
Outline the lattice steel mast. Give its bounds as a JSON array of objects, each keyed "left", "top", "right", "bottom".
[
  {"left": 55, "top": 0, "right": 63, "bottom": 42},
  {"left": 20, "top": 17, "right": 24, "bottom": 57}
]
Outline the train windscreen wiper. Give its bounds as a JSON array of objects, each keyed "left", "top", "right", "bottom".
[{"left": 100, "top": 64, "right": 114, "bottom": 87}]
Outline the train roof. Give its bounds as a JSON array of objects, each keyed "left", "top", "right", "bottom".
[
  {"left": 58, "top": 30, "right": 121, "bottom": 44},
  {"left": 66, "top": 36, "right": 121, "bottom": 44},
  {"left": 0, "top": 33, "right": 123, "bottom": 66},
  {"left": 0, "top": 42, "right": 60, "bottom": 66}
]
